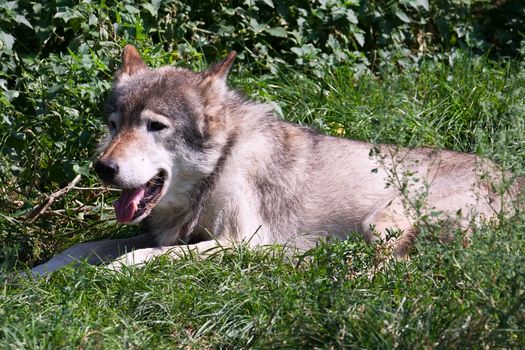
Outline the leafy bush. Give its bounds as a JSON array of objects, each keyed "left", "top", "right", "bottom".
[{"left": 2, "top": 1, "right": 524, "bottom": 75}]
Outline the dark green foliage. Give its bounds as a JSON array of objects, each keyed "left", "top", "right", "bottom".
[{"left": 2, "top": 1, "right": 524, "bottom": 76}]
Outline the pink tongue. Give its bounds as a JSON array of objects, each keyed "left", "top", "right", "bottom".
[{"left": 113, "top": 187, "right": 145, "bottom": 223}]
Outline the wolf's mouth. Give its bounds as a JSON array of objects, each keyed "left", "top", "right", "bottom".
[{"left": 113, "top": 170, "right": 166, "bottom": 223}]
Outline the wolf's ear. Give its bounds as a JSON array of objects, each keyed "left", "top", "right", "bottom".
[
  {"left": 120, "top": 44, "right": 147, "bottom": 76},
  {"left": 203, "top": 51, "right": 237, "bottom": 83}
]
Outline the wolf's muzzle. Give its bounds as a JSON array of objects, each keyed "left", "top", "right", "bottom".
[{"left": 94, "top": 159, "right": 119, "bottom": 183}]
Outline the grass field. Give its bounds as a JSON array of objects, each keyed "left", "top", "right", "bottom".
[{"left": 1, "top": 53, "right": 525, "bottom": 349}]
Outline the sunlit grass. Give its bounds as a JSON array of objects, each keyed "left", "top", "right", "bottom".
[{"left": 1, "top": 54, "right": 525, "bottom": 349}]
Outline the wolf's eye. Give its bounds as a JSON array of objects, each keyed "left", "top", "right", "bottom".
[
  {"left": 148, "top": 120, "right": 168, "bottom": 132},
  {"left": 109, "top": 120, "right": 117, "bottom": 130}
]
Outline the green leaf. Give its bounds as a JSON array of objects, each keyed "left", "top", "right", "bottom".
[
  {"left": 222, "top": 7, "right": 236, "bottom": 15},
  {"left": 354, "top": 32, "right": 365, "bottom": 46},
  {"left": 346, "top": 9, "right": 358, "bottom": 24},
  {"left": 417, "top": 0, "right": 429, "bottom": 10},
  {"left": 0, "top": 31, "right": 15, "bottom": 51},
  {"left": 258, "top": 0, "right": 274, "bottom": 8},
  {"left": 265, "top": 27, "right": 287, "bottom": 38},
  {"left": 3, "top": 90, "right": 19, "bottom": 102},
  {"left": 73, "top": 164, "right": 90, "bottom": 177},
  {"left": 249, "top": 18, "right": 266, "bottom": 33},
  {"left": 395, "top": 10, "right": 411, "bottom": 23},
  {"left": 408, "top": 0, "right": 429, "bottom": 11},
  {"left": 124, "top": 4, "right": 140, "bottom": 14},
  {"left": 290, "top": 47, "right": 303, "bottom": 56},
  {"left": 142, "top": 3, "right": 158, "bottom": 17},
  {"left": 54, "top": 9, "right": 84, "bottom": 23},
  {"left": 327, "top": 34, "right": 340, "bottom": 50},
  {"left": 331, "top": 8, "right": 347, "bottom": 21},
  {"left": 3, "top": 1, "right": 18, "bottom": 11},
  {"left": 32, "top": 3, "right": 42, "bottom": 13},
  {"left": 152, "top": 0, "right": 162, "bottom": 11},
  {"left": 15, "top": 15, "right": 33, "bottom": 29},
  {"left": 217, "top": 23, "right": 234, "bottom": 35}
]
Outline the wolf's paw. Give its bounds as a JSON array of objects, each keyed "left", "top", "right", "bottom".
[{"left": 105, "top": 248, "right": 158, "bottom": 271}]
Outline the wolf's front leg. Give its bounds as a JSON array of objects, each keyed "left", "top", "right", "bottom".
[
  {"left": 31, "top": 234, "right": 155, "bottom": 277},
  {"left": 107, "top": 239, "right": 229, "bottom": 271}
]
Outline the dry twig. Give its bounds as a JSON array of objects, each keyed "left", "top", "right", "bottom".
[{"left": 26, "top": 174, "right": 82, "bottom": 222}]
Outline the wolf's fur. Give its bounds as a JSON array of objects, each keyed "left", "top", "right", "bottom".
[{"left": 31, "top": 45, "right": 523, "bottom": 275}]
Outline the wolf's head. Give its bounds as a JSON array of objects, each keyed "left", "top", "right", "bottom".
[{"left": 95, "top": 45, "right": 237, "bottom": 224}]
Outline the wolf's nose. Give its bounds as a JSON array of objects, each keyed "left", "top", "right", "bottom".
[{"left": 94, "top": 159, "right": 119, "bottom": 182}]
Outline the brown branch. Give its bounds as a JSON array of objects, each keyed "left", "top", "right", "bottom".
[{"left": 26, "top": 174, "right": 82, "bottom": 222}]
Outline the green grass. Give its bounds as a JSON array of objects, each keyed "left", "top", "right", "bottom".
[{"left": 1, "top": 54, "right": 525, "bottom": 348}]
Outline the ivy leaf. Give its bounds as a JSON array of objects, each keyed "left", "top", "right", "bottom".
[
  {"left": 258, "top": 0, "right": 274, "bottom": 8},
  {"left": 3, "top": 90, "right": 19, "bottom": 102},
  {"left": 3, "top": 0, "right": 17, "bottom": 10},
  {"left": 142, "top": 3, "right": 157, "bottom": 17},
  {"left": 395, "top": 10, "right": 411, "bottom": 23},
  {"left": 327, "top": 34, "right": 340, "bottom": 50},
  {"left": 217, "top": 23, "right": 234, "bottom": 35},
  {"left": 249, "top": 18, "right": 266, "bottom": 33},
  {"left": 54, "top": 8, "right": 83, "bottom": 23},
  {"left": 15, "top": 15, "right": 33, "bottom": 29},
  {"left": 331, "top": 8, "right": 346, "bottom": 21},
  {"left": 266, "top": 27, "right": 287, "bottom": 38},
  {"left": 408, "top": 0, "right": 429, "bottom": 11},
  {"left": 346, "top": 9, "right": 358, "bottom": 24},
  {"left": 124, "top": 4, "right": 140, "bottom": 14},
  {"left": 0, "top": 31, "right": 15, "bottom": 51},
  {"left": 354, "top": 32, "right": 365, "bottom": 46},
  {"left": 142, "top": 1, "right": 162, "bottom": 17},
  {"left": 222, "top": 7, "right": 235, "bottom": 15},
  {"left": 417, "top": 0, "right": 429, "bottom": 10},
  {"left": 73, "top": 164, "right": 90, "bottom": 177}
]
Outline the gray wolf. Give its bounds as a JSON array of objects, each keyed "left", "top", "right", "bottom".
[{"left": 31, "top": 45, "right": 523, "bottom": 275}]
